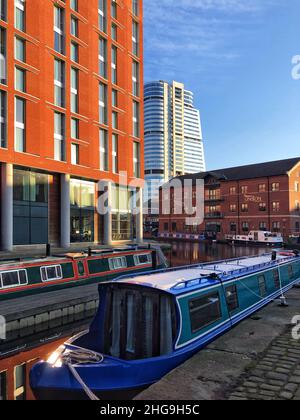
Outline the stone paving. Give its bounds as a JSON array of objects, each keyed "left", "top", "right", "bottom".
[{"left": 228, "top": 327, "right": 300, "bottom": 400}]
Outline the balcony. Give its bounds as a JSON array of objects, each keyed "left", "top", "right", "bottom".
[
  {"left": 205, "top": 212, "right": 224, "bottom": 219},
  {"left": 204, "top": 197, "right": 225, "bottom": 204}
]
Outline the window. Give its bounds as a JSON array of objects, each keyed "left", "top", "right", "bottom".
[
  {"left": 111, "top": 23, "right": 117, "bottom": 41},
  {"left": 258, "top": 275, "right": 266, "bottom": 297},
  {"left": 71, "top": 41, "right": 78, "bottom": 63},
  {"left": 0, "top": 371, "right": 7, "bottom": 401},
  {"left": 225, "top": 285, "right": 239, "bottom": 312},
  {"left": 272, "top": 183, "right": 280, "bottom": 192},
  {"left": 272, "top": 221, "right": 280, "bottom": 232},
  {"left": 0, "top": 269, "right": 27, "bottom": 289},
  {"left": 100, "top": 128, "right": 108, "bottom": 171},
  {"left": 15, "top": 97, "right": 25, "bottom": 152},
  {"left": 0, "top": 0, "right": 7, "bottom": 21},
  {"left": 259, "top": 202, "right": 266, "bottom": 212},
  {"left": 189, "top": 292, "right": 221, "bottom": 334},
  {"left": 71, "top": 143, "right": 79, "bottom": 165},
  {"left": 112, "top": 89, "right": 118, "bottom": 107},
  {"left": 14, "top": 364, "right": 26, "bottom": 400},
  {"left": 133, "top": 100, "right": 139, "bottom": 137},
  {"left": 242, "top": 222, "right": 249, "bottom": 232},
  {"left": 259, "top": 222, "right": 267, "bottom": 231},
  {"left": 230, "top": 223, "right": 237, "bottom": 232},
  {"left": 230, "top": 204, "right": 237, "bottom": 212},
  {"left": 230, "top": 187, "right": 236, "bottom": 195},
  {"left": 296, "top": 201, "right": 300, "bottom": 212},
  {"left": 132, "top": 60, "right": 139, "bottom": 97},
  {"left": 259, "top": 184, "right": 266, "bottom": 193},
  {"left": 109, "top": 256, "right": 127, "bottom": 270},
  {"left": 272, "top": 202, "right": 280, "bottom": 212},
  {"left": 133, "top": 253, "right": 152, "bottom": 266},
  {"left": 295, "top": 182, "right": 300, "bottom": 193},
  {"left": 40, "top": 265, "right": 63, "bottom": 282},
  {"left": 99, "top": 82, "right": 107, "bottom": 124},
  {"left": 111, "top": 45, "right": 117, "bottom": 84},
  {"left": 15, "top": 0, "right": 25, "bottom": 32},
  {"left": 71, "top": 67, "right": 78, "bottom": 113},
  {"left": 111, "top": 0, "right": 117, "bottom": 19},
  {"left": 99, "top": 37, "right": 107, "bottom": 78},
  {"left": 132, "top": 20, "right": 139, "bottom": 56},
  {"left": 132, "top": 0, "right": 138, "bottom": 16},
  {"left": 71, "top": 16, "right": 78, "bottom": 37},
  {"left": 54, "top": 58, "right": 65, "bottom": 107},
  {"left": 288, "top": 265, "right": 294, "bottom": 280},
  {"left": 241, "top": 203, "right": 248, "bottom": 213},
  {"left": 71, "top": 0, "right": 78, "bottom": 12},
  {"left": 0, "top": 27, "right": 6, "bottom": 84},
  {"left": 54, "top": 6, "right": 65, "bottom": 54},
  {"left": 15, "top": 36, "right": 25, "bottom": 62},
  {"left": 241, "top": 186, "right": 248, "bottom": 194},
  {"left": 273, "top": 270, "right": 280, "bottom": 289},
  {"left": 112, "top": 133, "right": 118, "bottom": 173},
  {"left": 112, "top": 111, "right": 118, "bottom": 129},
  {"left": 54, "top": 112, "right": 65, "bottom": 161},
  {"left": 0, "top": 90, "right": 7, "bottom": 148},
  {"left": 133, "top": 141, "right": 140, "bottom": 178},
  {"left": 15, "top": 67, "right": 26, "bottom": 92},
  {"left": 98, "top": 0, "right": 107, "bottom": 33},
  {"left": 71, "top": 117, "right": 79, "bottom": 139}
]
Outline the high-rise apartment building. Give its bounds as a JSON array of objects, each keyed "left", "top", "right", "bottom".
[
  {"left": 0, "top": 0, "right": 144, "bottom": 251},
  {"left": 144, "top": 81, "right": 205, "bottom": 211}
]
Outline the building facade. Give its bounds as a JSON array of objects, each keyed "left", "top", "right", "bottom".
[
  {"left": 159, "top": 158, "right": 300, "bottom": 240},
  {"left": 144, "top": 80, "right": 205, "bottom": 213},
  {"left": 0, "top": 0, "right": 144, "bottom": 251}
]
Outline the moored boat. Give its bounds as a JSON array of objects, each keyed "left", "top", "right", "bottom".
[
  {"left": 0, "top": 246, "right": 167, "bottom": 301},
  {"left": 226, "top": 231, "right": 284, "bottom": 247},
  {"left": 30, "top": 250, "right": 300, "bottom": 400}
]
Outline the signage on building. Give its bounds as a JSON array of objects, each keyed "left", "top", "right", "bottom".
[{"left": 244, "top": 194, "right": 263, "bottom": 203}]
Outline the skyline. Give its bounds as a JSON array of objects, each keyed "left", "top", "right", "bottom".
[{"left": 144, "top": 0, "right": 300, "bottom": 170}]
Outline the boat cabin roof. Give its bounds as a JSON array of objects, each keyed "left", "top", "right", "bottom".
[{"left": 115, "top": 253, "right": 298, "bottom": 295}]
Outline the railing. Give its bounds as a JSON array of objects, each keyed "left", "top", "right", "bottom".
[{"left": 205, "top": 212, "right": 224, "bottom": 219}]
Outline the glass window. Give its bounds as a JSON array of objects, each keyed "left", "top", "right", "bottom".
[
  {"left": 54, "top": 59, "right": 65, "bottom": 107},
  {"left": 258, "top": 275, "right": 267, "bottom": 297},
  {"left": 71, "top": 16, "right": 78, "bottom": 37},
  {"left": 133, "top": 141, "right": 140, "bottom": 177},
  {"left": 71, "top": 67, "right": 78, "bottom": 113},
  {"left": 99, "top": 82, "right": 107, "bottom": 124},
  {"left": 71, "top": 41, "right": 78, "bottom": 63},
  {"left": 225, "top": 285, "right": 239, "bottom": 312},
  {"left": 111, "top": 45, "right": 117, "bottom": 84},
  {"left": 71, "top": 117, "right": 79, "bottom": 139},
  {"left": 14, "top": 364, "right": 26, "bottom": 400},
  {"left": 99, "top": 37, "right": 107, "bottom": 78},
  {"left": 111, "top": 23, "right": 117, "bottom": 41},
  {"left": 132, "top": 0, "right": 138, "bottom": 16},
  {"left": 71, "top": 143, "right": 79, "bottom": 165},
  {"left": 133, "top": 101, "right": 139, "bottom": 137},
  {"left": 54, "top": 112, "right": 65, "bottom": 161},
  {"left": 111, "top": 0, "right": 117, "bottom": 19},
  {"left": 189, "top": 292, "right": 222, "bottom": 334},
  {"left": 54, "top": 6, "right": 65, "bottom": 54},
  {"left": 132, "top": 60, "right": 139, "bottom": 97},
  {"left": 15, "top": 67, "right": 26, "bottom": 92},
  {"left": 71, "top": 0, "right": 78, "bottom": 12},
  {"left": 0, "top": 90, "right": 7, "bottom": 148},
  {"left": 0, "top": 27, "right": 6, "bottom": 84},
  {"left": 132, "top": 20, "right": 139, "bottom": 56},
  {"left": 40, "top": 265, "right": 62, "bottom": 282},
  {"left": 15, "top": 36, "right": 25, "bottom": 62},
  {"left": 0, "top": 371, "right": 7, "bottom": 401},
  {"left": 15, "top": 0, "right": 25, "bottom": 32},
  {"left": 112, "top": 89, "right": 118, "bottom": 107},
  {"left": 15, "top": 97, "right": 25, "bottom": 152},
  {"left": 112, "top": 133, "right": 118, "bottom": 173},
  {"left": 112, "top": 111, "right": 118, "bottom": 129},
  {"left": 0, "top": 0, "right": 7, "bottom": 21},
  {"left": 98, "top": 0, "right": 107, "bottom": 33},
  {"left": 100, "top": 128, "right": 108, "bottom": 171}
]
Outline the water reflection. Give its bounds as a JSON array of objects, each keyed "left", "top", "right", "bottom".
[{"left": 164, "top": 241, "right": 270, "bottom": 267}]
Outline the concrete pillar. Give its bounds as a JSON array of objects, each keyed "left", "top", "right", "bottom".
[
  {"left": 103, "top": 181, "right": 112, "bottom": 246},
  {"left": 60, "top": 173, "right": 70, "bottom": 249},
  {"left": 1, "top": 163, "right": 13, "bottom": 252},
  {"left": 136, "top": 188, "right": 144, "bottom": 244}
]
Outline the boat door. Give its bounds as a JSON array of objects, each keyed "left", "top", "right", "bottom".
[{"left": 77, "top": 259, "right": 87, "bottom": 278}]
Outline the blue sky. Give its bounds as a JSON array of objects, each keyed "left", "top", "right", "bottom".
[{"left": 143, "top": 0, "right": 300, "bottom": 170}]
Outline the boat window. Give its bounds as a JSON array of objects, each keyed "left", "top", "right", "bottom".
[
  {"left": 258, "top": 275, "right": 267, "bottom": 297},
  {"left": 133, "top": 253, "right": 152, "bottom": 266},
  {"left": 40, "top": 265, "right": 63, "bottom": 282},
  {"left": 273, "top": 270, "right": 280, "bottom": 289},
  {"left": 225, "top": 285, "right": 239, "bottom": 312},
  {"left": 288, "top": 265, "right": 294, "bottom": 280},
  {"left": 189, "top": 292, "right": 222, "bottom": 334},
  {"left": 0, "top": 270, "right": 28, "bottom": 289},
  {"left": 104, "top": 286, "right": 177, "bottom": 360},
  {"left": 108, "top": 256, "right": 127, "bottom": 271}
]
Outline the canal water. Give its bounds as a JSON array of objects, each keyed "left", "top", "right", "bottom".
[{"left": 0, "top": 243, "right": 270, "bottom": 400}]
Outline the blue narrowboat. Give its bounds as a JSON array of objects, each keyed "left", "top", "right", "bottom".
[{"left": 30, "top": 250, "right": 300, "bottom": 400}]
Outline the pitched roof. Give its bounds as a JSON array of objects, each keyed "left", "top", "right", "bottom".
[{"left": 175, "top": 157, "right": 300, "bottom": 183}]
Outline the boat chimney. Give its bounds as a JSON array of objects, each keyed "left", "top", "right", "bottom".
[
  {"left": 46, "top": 243, "right": 51, "bottom": 257},
  {"left": 88, "top": 247, "right": 92, "bottom": 257},
  {"left": 272, "top": 251, "right": 277, "bottom": 261}
]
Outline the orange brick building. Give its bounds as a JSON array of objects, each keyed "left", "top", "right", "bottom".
[
  {"left": 0, "top": 0, "right": 144, "bottom": 251},
  {"left": 159, "top": 158, "right": 300, "bottom": 241}
]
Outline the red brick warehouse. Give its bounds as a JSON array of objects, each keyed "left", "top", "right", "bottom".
[
  {"left": 0, "top": 0, "right": 144, "bottom": 251},
  {"left": 159, "top": 158, "right": 300, "bottom": 241}
]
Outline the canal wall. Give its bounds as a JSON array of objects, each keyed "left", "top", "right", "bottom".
[{"left": 136, "top": 287, "right": 300, "bottom": 401}]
